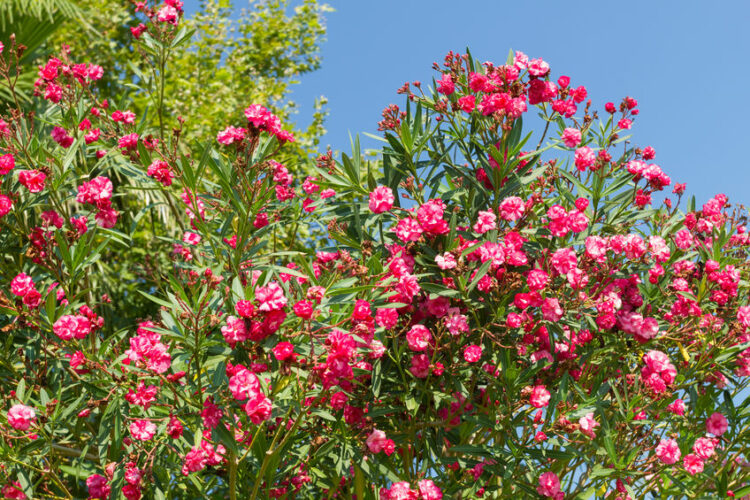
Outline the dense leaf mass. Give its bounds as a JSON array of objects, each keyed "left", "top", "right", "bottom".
[{"left": 0, "top": 2, "right": 749, "bottom": 499}]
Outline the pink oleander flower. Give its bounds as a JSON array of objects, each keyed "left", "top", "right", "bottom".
[
  {"left": 436, "top": 73, "right": 455, "bottom": 95},
  {"left": 537, "top": 471, "right": 561, "bottom": 498},
  {"left": 156, "top": 4, "right": 179, "bottom": 24},
  {"left": 147, "top": 159, "right": 174, "bottom": 186},
  {"left": 530, "top": 385, "right": 551, "bottom": 408},
  {"left": 463, "top": 344, "right": 482, "bottom": 362},
  {"left": 409, "top": 354, "right": 430, "bottom": 378},
  {"left": 655, "top": 438, "right": 681, "bottom": 464},
  {"left": 53, "top": 314, "right": 92, "bottom": 341},
  {"left": 272, "top": 341, "right": 295, "bottom": 361},
  {"left": 667, "top": 398, "right": 686, "bottom": 416},
  {"left": 255, "top": 282, "right": 287, "bottom": 312},
  {"left": 435, "top": 252, "right": 457, "bottom": 270},
  {"left": 7, "top": 404, "right": 36, "bottom": 430},
  {"left": 369, "top": 185, "right": 394, "bottom": 213},
  {"left": 0, "top": 153, "right": 14, "bottom": 175},
  {"left": 706, "top": 412, "right": 728, "bottom": 436},
  {"left": 86, "top": 474, "right": 111, "bottom": 499},
  {"left": 541, "top": 297, "right": 564, "bottom": 322},
  {"left": 376, "top": 308, "right": 398, "bottom": 329},
  {"left": 560, "top": 128, "right": 582, "bottom": 147},
  {"left": 18, "top": 170, "right": 46, "bottom": 193},
  {"left": 244, "top": 393, "right": 272, "bottom": 424},
  {"left": 366, "top": 429, "right": 394, "bottom": 455},
  {"left": 683, "top": 453, "right": 704, "bottom": 475},
  {"left": 129, "top": 419, "right": 156, "bottom": 441},
  {"left": 418, "top": 479, "right": 443, "bottom": 500},
  {"left": 406, "top": 324, "right": 431, "bottom": 351},
  {"left": 692, "top": 437, "right": 716, "bottom": 459},
  {"left": 229, "top": 366, "right": 261, "bottom": 401},
  {"left": 217, "top": 125, "right": 246, "bottom": 145},
  {"left": 221, "top": 315, "right": 248, "bottom": 346},
  {"left": 473, "top": 210, "right": 497, "bottom": 234},
  {"left": 579, "top": 412, "right": 599, "bottom": 438},
  {"left": 182, "top": 231, "right": 201, "bottom": 245},
  {"left": 51, "top": 126, "right": 74, "bottom": 148},
  {"left": 574, "top": 146, "right": 595, "bottom": 171},
  {"left": 395, "top": 217, "right": 423, "bottom": 242},
  {"left": 499, "top": 196, "right": 525, "bottom": 221},
  {"left": 10, "top": 273, "right": 35, "bottom": 297}
]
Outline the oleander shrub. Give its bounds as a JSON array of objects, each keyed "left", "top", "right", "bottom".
[{"left": 1, "top": 2, "right": 749, "bottom": 499}]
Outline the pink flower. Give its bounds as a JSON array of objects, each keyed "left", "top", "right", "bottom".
[
  {"left": 530, "top": 385, "right": 551, "bottom": 408},
  {"left": 737, "top": 306, "right": 750, "bottom": 329},
  {"left": 10, "top": 273, "right": 35, "bottom": 297},
  {"left": 409, "top": 354, "right": 430, "bottom": 378},
  {"left": 655, "top": 438, "right": 681, "bottom": 464},
  {"left": 574, "top": 146, "right": 596, "bottom": 171},
  {"left": 463, "top": 344, "right": 482, "bottom": 362},
  {"left": 683, "top": 453, "right": 704, "bottom": 475},
  {"left": 0, "top": 194, "right": 12, "bottom": 217},
  {"left": 7, "top": 404, "right": 35, "bottom": 430},
  {"left": 129, "top": 419, "right": 156, "bottom": 441},
  {"left": 376, "top": 308, "right": 398, "bottom": 329},
  {"left": 527, "top": 58, "right": 550, "bottom": 76},
  {"left": 18, "top": 170, "right": 46, "bottom": 193},
  {"left": 667, "top": 398, "right": 686, "bottom": 416},
  {"left": 499, "top": 196, "right": 525, "bottom": 221},
  {"left": 228, "top": 366, "right": 261, "bottom": 400},
  {"left": 417, "top": 199, "right": 449, "bottom": 235},
  {"left": 366, "top": 429, "right": 391, "bottom": 454},
  {"left": 86, "top": 474, "right": 111, "bottom": 499},
  {"left": 536, "top": 471, "right": 561, "bottom": 498},
  {"left": 95, "top": 208, "right": 119, "bottom": 228},
  {"left": 51, "top": 127, "right": 74, "bottom": 148},
  {"left": 444, "top": 310, "right": 469, "bottom": 336},
  {"left": 514, "top": 51, "right": 529, "bottom": 69},
  {"left": 244, "top": 393, "right": 272, "bottom": 424},
  {"left": 706, "top": 412, "right": 728, "bottom": 436},
  {"left": 182, "top": 231, "right": 201, "bottom": 245},
  {"left": 618, "top": 118, "right": 633, "bottom": 130},
  {"left": 435, "top": 252, "right": 457, "bottom": 270},
  {"left": 383, "top": 482, "right": 419, "bottom": 500},
  {"left": 406, "top": 324, "right": 431, "bottom": 351},
  {"left": 369, "top": 185, "right": 395, "bottom": 213},
  {"left": 692, "top": 437, "right": 715, "bottom": 459},
  {"left": 473, "top": 210, "right": 497, "bottom": 234},
  {"left": 118, "top": 133, "right": 139, "bottom": 150},
  {"left": 436, "top": 73, "right": 455, "bottom": 95},
  {"left": 216, "top": 125, "right": 246, "bottom": 145},
  {"left": 550, "top": 248, "right": 577, "bottom": 275},
  {"left": 255, "top": 282, "right": 287, "bottom": 312},
  {"left": 76, "top": 177, "right": 113, "bottom": 207},
  {"left": 395, "top": 218, "right": 423, "bottom": 242},
  {"left": 418, "top": 479, "right": 443, "bottom": 500},
  {"left": 221, "top": 316, "right": 248, "bottom": 347},
  {"left": 147, "top": 160, "right": 174, "bottom": 186},
  {"left": 182, "top": 447, "right": 207, "bottom": 475},
  {"left": 458, "top": 95, "right": 475, "bottom": 113},
  {"left": 560, "top": 128, "right": 582, "bottom": 147},
  {"left": 541, "top": 297, "right": 564, "bottom": 322},
  {"left": 0, "top": 153, "right": 15, "bottom": 175},
  {"left": 53, "top": 314, "right": 92, "bottom": 341},
  {"left": 156, "top": 4, "right": 179, "bottom": 24},
  {"left": 578, "top": 412, "right": 599, "bottom": 438},
  {"left": 293, "top": 300, "right": 313, "bottom": 319},
  {"left": 272, "top": 341, "right": 294, "bottom": 361}
]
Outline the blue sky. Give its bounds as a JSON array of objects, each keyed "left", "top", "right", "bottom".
[{"left": 185, "top": 0, "right": 750, "bottom": 207}]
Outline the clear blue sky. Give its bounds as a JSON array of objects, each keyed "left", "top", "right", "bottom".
[{"left": 185, "top": 0, "right": 750, "bottom": 206}]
